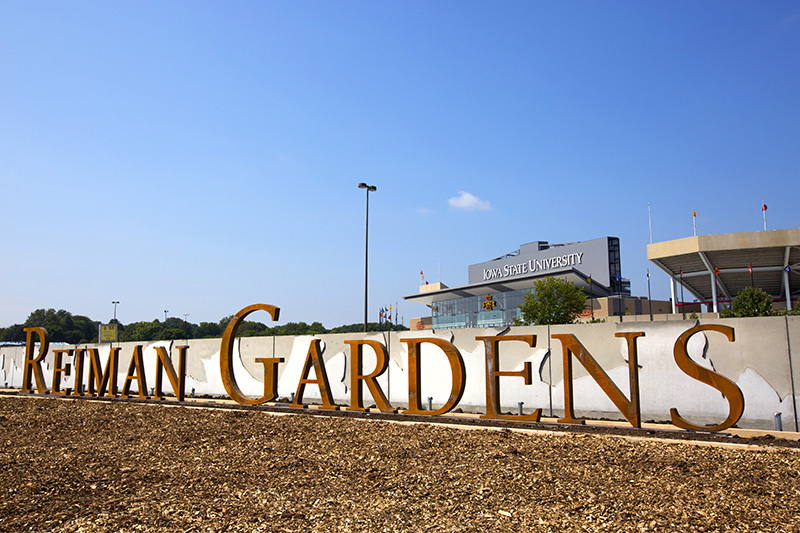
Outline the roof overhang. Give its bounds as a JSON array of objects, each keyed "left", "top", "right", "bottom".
[
  {"left": 647, "top": 228, "right": 800, "bottom": 301},
  {"left": 403, "top": 268, "right": 611, "bottom": 307}
]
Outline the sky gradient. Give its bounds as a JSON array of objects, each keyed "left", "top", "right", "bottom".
[{"left": 2, "top": 2, "right": 799, "bottom": 328}]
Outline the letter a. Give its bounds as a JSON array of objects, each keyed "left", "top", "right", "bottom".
[{"left": 292, "top": 339, "right": 338, "bottom": 410}]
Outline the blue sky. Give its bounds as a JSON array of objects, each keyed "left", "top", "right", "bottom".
[{"left": 2, "top": 2, "right": 799, "bottom": 328}]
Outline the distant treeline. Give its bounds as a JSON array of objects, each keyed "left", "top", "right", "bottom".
[{"left": 0, "top": 308, "right": 408, "bottom": 344}]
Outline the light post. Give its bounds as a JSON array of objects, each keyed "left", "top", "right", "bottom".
[
  {"left": 358, "top": 182, "right": 377, "bottom": 333},
  {"left": 112, "top": 301, "right": 119, "bottom": 322},
  {"left": 164, "top": 310, "right": 168, "bottom": 322}
]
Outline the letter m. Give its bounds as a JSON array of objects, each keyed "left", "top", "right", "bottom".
[{"left": 87, "top": 347, "right": 120, "bottom": 397}]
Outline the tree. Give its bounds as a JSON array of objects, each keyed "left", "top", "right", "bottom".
[
  {"left": 195, "top": 322, "right": 223, "bottom": 339},
  {"left": 721, "top": 286, "right": 773, "bottom": 318},
  {"left": 20, "top": 308, "right": 98, "bottom": 343},
  {"left": 515, "top": 277, "right": 587, "bottom": 326}
]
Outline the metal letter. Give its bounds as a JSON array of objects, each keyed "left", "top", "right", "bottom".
[
  {"left": 220, "top": 304, "right": 283, "bottom": 405},
  {"left": 552, "top": 332, "right": 644, "bottom": 428},
  {"left": 121, "top": 345, "right": 148, "bottom": 399},
  {"left": 51, "top": 349, "right": 72, "bottom": 395},
  {"left": 291, "top": 339, "right": 338, "bottom": 410},
  {"left": 478, "top": 334, "right": 542, "bottom": 421},
  {"left": 71, "top": 348, "right": 87, "bottom": 396},
  {"left": 345, "top": 339, "right": 395, "bottom": 413},
  {"left": 670, "top": 324, "right": 744, "bottom": 431},
  {"left": 401, "top": 337, "right": 466, "bottom": 416},
  {"left": 22, "top": 327, "right": 50, "bottom": 393},
  {"left": 154, "top": 345, "right": 188, "bottom": 401},
  {"left": 87, "top": 347, "right": 120, "bottom": 397}
]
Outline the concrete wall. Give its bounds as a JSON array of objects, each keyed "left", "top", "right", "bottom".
[{"left": 2, "top": 316, "right": 798, "bottom": 431}]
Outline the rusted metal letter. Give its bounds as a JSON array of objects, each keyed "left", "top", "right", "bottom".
[
  {"left": 220, "top": 304, "right": 283, "bottom": 405},
  {"left": 478, "top": 334, "right": 542, "bottom": 421},
  {"left": 154, "top": 345, "right": 188, "bottom": 401},
  {"left": 670, "top": 324, "right": 744, "bottom": 431},
  {"left": 292, "top": 339, "right": 339, "bottom": 410},
  {"left": 552, "top": 332, "right": 644, "bottom": 428},
  {"left": 87, "top": 347, "right": 120, "bottom": 397},
  {"left": 51, "top": 349, "right": 73, "bottom": 395},
  {"left": 71, "top": 348, "right": 87, "bottom": 396},
  {"left": 401, "top": 337, "right": 466, "bottom": 416},
  {"left": 345, "top": 339, "right": 395, "bottom": 413},
  {"left": 22, "top": 327, "right": 50, "bottom": 393},
  {"left": 121, "top": 345, "right": 148, "bottom": 399}
]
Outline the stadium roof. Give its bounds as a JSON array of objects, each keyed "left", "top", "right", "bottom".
[{"left": 647, "top": 228, "right": 800, "bottom": 311}]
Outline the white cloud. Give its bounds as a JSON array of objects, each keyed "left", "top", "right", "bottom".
[{"left": 448, "top": 191, "right": 492, "bottom": 211}]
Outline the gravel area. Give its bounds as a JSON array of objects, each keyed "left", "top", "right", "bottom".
[{"left": 1, "top": 397, "right": 799, "bottom": 532}]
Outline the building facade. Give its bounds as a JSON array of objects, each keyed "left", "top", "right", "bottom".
[{"left": 405, "top": 237, "right": 632, "bottom": 329}]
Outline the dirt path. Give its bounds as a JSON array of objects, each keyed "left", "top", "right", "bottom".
[{"left": 1, "top": 397, "right": 798, "bottom": 532}]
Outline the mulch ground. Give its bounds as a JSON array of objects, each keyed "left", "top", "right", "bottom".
[{"left": 1, "top": 397, "right": 799, "bottom": 532}]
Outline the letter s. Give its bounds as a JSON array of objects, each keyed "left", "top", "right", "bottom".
[{"left": 670, "top": 324, "right": 744, "bottom": 431}]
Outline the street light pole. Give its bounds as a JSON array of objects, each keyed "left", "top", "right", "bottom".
[
  {"left": 358, "top": 182, "right": 377, "bottom": 333},
  {"left": 112, "top": 301, "right": 119, "bottom": 322}
]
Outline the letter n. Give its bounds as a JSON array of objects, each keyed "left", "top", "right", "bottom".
[
  {"left": 153, "top": 345, "right": 188, "bottom": 401},
  {"left": 552, "top": 332, "right": 644, "bottom": 428},
  {"left": 22, "top": 327, "right": 50, "bottom": 393},
  {"left": 292, "top": 339, "right": 338, "bottom": 410}
]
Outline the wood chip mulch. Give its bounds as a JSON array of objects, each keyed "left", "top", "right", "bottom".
[{"left": 1, "top": 397, "right": 799, "bottom": 532}]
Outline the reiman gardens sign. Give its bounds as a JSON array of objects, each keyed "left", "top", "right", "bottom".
[{"left": 18, "top": 304, "right": 752, "bottom": 432}]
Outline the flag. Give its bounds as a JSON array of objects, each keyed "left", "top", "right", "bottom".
[
  {"left": 692, "top": 209, "right": 696, "bottom": 218},
  {"left": 420, "top": 270, "right": 424, "bottom": 280},
  {"left": 679, "top": 269, "right": 683, "bottom": 278},
  {"left": 748, "top": 265, "right": 752, "bottom": 274},
  {"left": 715, "top": 267, "right": 720, "bottom": 276},
  {"left": 379, "top": 308, "right": 384, "bottom": 319},
  {"left": 785, "top": 266, "right": 791, "bottom": 273},
  {"left": 762, "top": 203, "right": 768, "bottom": 212}
]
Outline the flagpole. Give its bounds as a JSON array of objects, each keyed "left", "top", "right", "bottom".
[
  {"left": 762, "top": 202, "right": 767, "bottom": 231},
  {"left": 648, "top": 204, "right": 653, "bottom": 244},
  {"left": 692, "top": 209, "right": 697, "bottom": 237},
  {"left": 647, "top": 269, "right": 653, "bottom": 321}
]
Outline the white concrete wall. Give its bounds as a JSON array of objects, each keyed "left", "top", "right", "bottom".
[{"left": 2, "top": 316, "right": 798, "bottom": 430}]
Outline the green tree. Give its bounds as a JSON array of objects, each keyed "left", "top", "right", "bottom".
[
  {"left": 515, "top": 277, "right": 588, "bottom": 326},
  {"left": 195, "top": 322, "right": 223, "bottom": 338},
  {"left": 18, "top": 308, "right": 98, "bottom": 343},
  {"left": 121, "top": 321, "right": 164, "bottom": 342},
  {"left": 721, "top": 286, "right": 774, "bottom": 318}
]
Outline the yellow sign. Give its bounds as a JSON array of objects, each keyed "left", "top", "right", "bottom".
[{"left": 99, "top": 324, "right": 117, "bottom": 342}]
